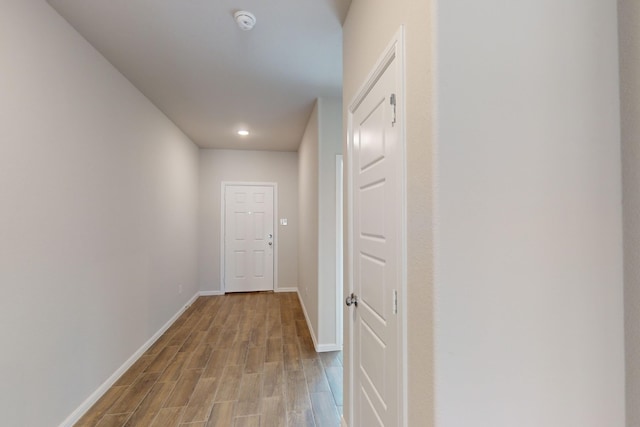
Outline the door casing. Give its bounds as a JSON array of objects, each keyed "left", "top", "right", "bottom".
[
  {"left": 337, "top": 154, "right": 344, "bottom": 348},
  {"left": 221, "top": 181, "right": 278, "bottom": 293}
]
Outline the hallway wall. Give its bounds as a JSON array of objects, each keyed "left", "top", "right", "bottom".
[
  {"left": 317, "top": 97, "right": 343, "bottom": 348},
  {"left": 619, "top": 1, "right": 640, "bottom": 425},
  {"left": 298, "top": 102, "right": 321, "bottom": 340},
  {"left": 0, "top": 1, "right": 200, "bottom": 425},
  {"left": 198, "top": 149, "right": 299, "bottom": 293},
  {"left": 435, "top": 0, "right": 624, "bottom": 425},
  {"left": 297, "top": 99, "right": 343, "bottom": 350}
]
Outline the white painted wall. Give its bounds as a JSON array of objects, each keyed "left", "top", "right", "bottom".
[
  {"left": 298, "top": 103, "right": 320, "bottom": 338},
  {"left": 343, "top": 0, "right": 435, "bottom": 425},
  {"left": 619, "top": 1, "right": 640, "bottom": 425},
  {"left": 0, "top": 1, "right": 199, "bottom": 425},
  {"left": 318, "top": 97, "right": 343, "bottom": 347},
  {"left": 297, "top": 99, "right": 343, "bottom": 349},
  {"left": 435, "top": 1, "right": 625, "bottom": 426},
  {"left": 198, "top": 149, "right": 299, "bottom": 292}
]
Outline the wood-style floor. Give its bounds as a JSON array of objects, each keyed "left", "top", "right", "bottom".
[{"left": 75, "top": 292, "right": 343, "bottom": 427}]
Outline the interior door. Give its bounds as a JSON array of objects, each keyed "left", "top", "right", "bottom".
[
  {"left": 349, "top": 50, "right": 402, "bottom": 426},
  {"left": 224, "top": 185, "right": 274, "bottom": 292}
]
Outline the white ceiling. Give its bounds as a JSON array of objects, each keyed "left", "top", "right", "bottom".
[{"left": 47, "top": 0, "right": 350, "bottom": 151}]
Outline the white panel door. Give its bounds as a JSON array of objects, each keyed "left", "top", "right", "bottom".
[
  {"left": 224, "top": 185, "right": 274, "bottom": 292},
  {"left": 349, "top": 49, "right": 402, "bottom": 426}
]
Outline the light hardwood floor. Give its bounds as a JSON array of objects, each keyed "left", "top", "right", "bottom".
[{"left": 75, "top": 292, "right": 343, "bottom": 427}]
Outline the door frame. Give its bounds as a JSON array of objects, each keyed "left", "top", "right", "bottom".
[
  {"left": 336, "top": 154, "right": 344, "bottom": 348},
  {"left": 220, "top": 181, "right": 278, "bottom": 294},
  {"left": 345, "top": 27, "right": 407, "bottom": 427}
]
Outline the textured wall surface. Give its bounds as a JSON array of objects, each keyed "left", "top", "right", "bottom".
[
  {"left": 317, "top": 97, "right": 343, "bottom": 346},
  {"left": 198, "top": 149, "right": 299, "bottom": 292},
  {"left": 296, "top": 98, "right": 343, "bottom": 349},
  {"left": 435, "top": 0, "right": 624, "bottom": 426},
  {"left": 298, "top": 103, "right": 320, "bottom": 339},
  {"left": 0, "top": 1, "right": 199, "bottom": 424},
  {"left": 619, "top": 1, "right": 640, "bottom": 425}
]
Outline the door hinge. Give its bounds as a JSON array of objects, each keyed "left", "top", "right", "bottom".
[
  {"left": 393, "top": 289, "right": 398, "bottom": 314},
  {"left": 390, "top": 93, "right": 397, "bottom": 126}
]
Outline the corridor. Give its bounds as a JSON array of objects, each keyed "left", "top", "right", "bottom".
[{"left": 76, "top": 292, "right": 342, "bottom": 426}]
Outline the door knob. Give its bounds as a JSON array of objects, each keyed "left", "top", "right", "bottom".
[
  {"left": 268, "top": 242, "right": 273, "bottom": 246},
  {"left": 345, "top": 293, "right": 358, "bottom": 307}
]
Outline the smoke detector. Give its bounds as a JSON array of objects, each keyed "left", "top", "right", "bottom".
[{"left": 234, "top": 11, "right": 256, "bottom": 31}]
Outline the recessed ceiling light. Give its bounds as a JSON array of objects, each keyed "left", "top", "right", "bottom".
[{"left": 237, "top": 130, "right": 249, "bottom": 136}]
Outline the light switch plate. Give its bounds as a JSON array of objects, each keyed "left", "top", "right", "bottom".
[{"left": 280, "top": 218, "right": 288, "bottom": 226}]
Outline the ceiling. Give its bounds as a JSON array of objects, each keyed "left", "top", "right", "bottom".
[{"left": 46, "top": 0, "right": 350, "bottom": 151}]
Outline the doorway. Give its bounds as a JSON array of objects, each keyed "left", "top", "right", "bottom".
[{"left": 221, "top": 182, "right": 277, "bottom": 293}]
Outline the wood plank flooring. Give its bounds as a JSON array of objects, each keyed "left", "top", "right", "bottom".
[{"left": 75, "top": 292, "right": 343, "bottom": 427}]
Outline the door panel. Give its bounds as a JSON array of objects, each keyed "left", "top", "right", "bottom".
[
  {"left": 233, "top": 251, "right": 246, "bottom": 279},
  {"left": 360, "top": 181, "right": 386, "bottom": 238},
  {"left": 253, "top": 251, "right": 265, "bottom": 277},
  {"left": 224, "top": 185, "right": 274, "bottom": 292},
  {"left": 362, "top": 389, "right": 384, "bottom": 427},
  {"left": 350, "top": 51, "right": 401, "bottom": 427},
  {"left": 359, "top": 254, "right": 385, "bottom": 320}
]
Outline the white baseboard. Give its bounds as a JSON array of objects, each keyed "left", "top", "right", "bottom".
[
  {"left": 341, "top": 415, "right": 348, "bottom": 427},
  {"left": 317, "top": 343, "right": 343, "bottom": 352},
  {"left": 59, "top": 292, "right": 200, "bottom": 427},
  {"left": 201, "top": 289, "right": 301, "bottom": 296},
  {"left": 199, "top": 290, "right": 224, "bottom": 296},
  {"left": 296, "top": 290, "right": 342, "bottom": 353},
  {"left": 296, "top": 290, "right": 321, "bottom": 351}
]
